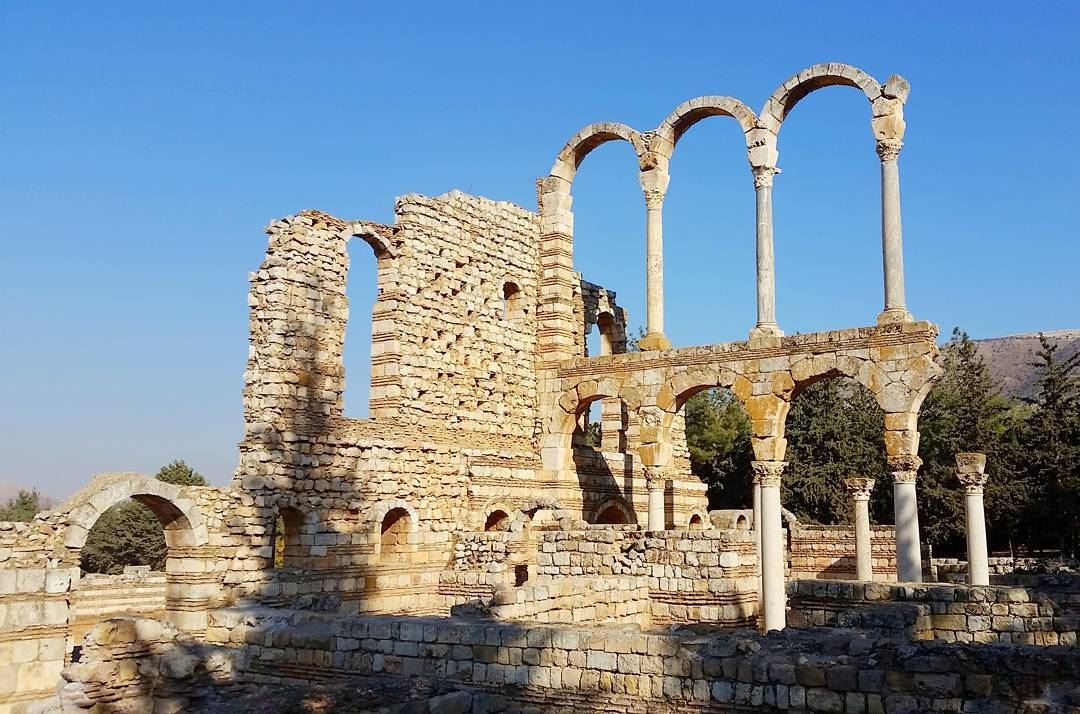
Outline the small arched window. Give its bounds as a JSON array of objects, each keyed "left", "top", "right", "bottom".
[
  {"left": 502, "top": 282, "right": 523, "bottom": 321},
  {"left": 594, "top": 503, "right": 630, "bottom": 525},
  {"left": 485, "top": 510, "right": 510, "bottom": 532},
  {"left": 688, "top": 514, "right": 705, "bottom": 530},
  {"left": 272, "top": 507, "right": 305, "bottom": 569},
  {"left": 380, "top": 507, "right": 412, "bottom": 562}
]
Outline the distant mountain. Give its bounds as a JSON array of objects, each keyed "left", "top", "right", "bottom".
[{"left": 972, "top": 330, "right": 1080, "bottom": 399}]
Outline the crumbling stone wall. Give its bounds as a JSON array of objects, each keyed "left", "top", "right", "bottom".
[
  {"left": 788, "top": 579, "right": 1080, "bottom": 645},
  {"left": 535, "top": 528, "right": 757, "bottom": 626},
  {"left": 486, "top": 576, "right": 651, "bottom": 626},
  {"left": 0, "top": 567, "right": 77, "bottom": 713},
  {"left": 189, "top": 611, "right": 1080, "bottom": 712}
]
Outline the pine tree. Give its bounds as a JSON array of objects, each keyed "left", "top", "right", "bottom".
[
  {"left": 684, "top": 389, "right": 753, "bottom": 508},
  {"left": 781, "top": 379, "right": 887, "bottom": 525},
  {"left": 1020, "top": 335, "right": 1080, "bottom": 554},
  {"left": 0, "top": 489, "right": 47, "bottom": 522},
  {"left": 917, "top": 328, "right": 1018, "bottom": 555}
]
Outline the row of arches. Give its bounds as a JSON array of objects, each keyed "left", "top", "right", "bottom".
[{"left": 538, "top": 63, "right": 913, "bottom": 358}]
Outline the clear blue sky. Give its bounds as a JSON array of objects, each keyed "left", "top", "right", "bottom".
[{"left": 2, "top": 2, "right": 1077, "bottom": 496}]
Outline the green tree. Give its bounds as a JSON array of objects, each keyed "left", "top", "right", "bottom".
[
  {"left": 917, "top": 328, "right": 1019, "bottom": 555},
  {"left": 782, "top": 379, "right": 888, "bottom": 525},
  {"left": 684, "top": 389, "right": 753, "bottom": 508},
  {"left": 1019, "top": 335, "right": 1080, "bottom": 554},
  {"left": 80, "top": 460, "right": 208, "bottom": 574},
  {"left": 0, "top": 489, "right": 47, "bottom": 521}
]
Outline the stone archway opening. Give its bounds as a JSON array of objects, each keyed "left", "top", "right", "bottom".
[
  {"left": 673, "top": 384, "right": 753, "bottom": 511},
  {"left": 79, "top": 493, "right": 192, "bottom": 575},
  {"left": 380, "top": 507, "right": 413, "bottom": 562},
  {"left": 484, "top": 509, "right": 511, "bottom": 532},
  {"left": 272, "top": 506, "right": 306, "bottom": 569},
  {"left": 594, "top": 504, "right": 630, "bottom": 525},
  {"left": 783, "top": 375, "right": 888, "bottom": 525}
]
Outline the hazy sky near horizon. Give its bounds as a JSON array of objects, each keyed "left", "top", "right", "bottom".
[{"left": 1, "top": 2, "right": 1077, "bottom": 496}]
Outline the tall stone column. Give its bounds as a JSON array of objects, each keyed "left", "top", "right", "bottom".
[
  {"left": 753, "top": 461, "right": 787, "bottom": 631},
  {"left": 638, "top": 168, "right": 671, "bottom": 351},
  {"left": 890, "top": 455, "right": 923, "bottom": 582},
  {"left": 956, "top": 453, "right": 990, "bottom": 586},
  {"left": 844, "top": 478, "right": 876, "bottom": 581},
  {"left": 750, "top": 166, "right": 782, "bottom": 339},
  {"left": 876, "top": 139, "right": 911, "bottom": 324},
  {"left": 644, "top": 465, "right": 667, "bottom": 531},
  {"left": 753, "top": 478, "right": 763, "bottom": 609}
]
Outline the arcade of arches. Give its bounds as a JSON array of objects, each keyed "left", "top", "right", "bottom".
[{"left": 2, "top": 64, "right": 1044, "bottom": 714}]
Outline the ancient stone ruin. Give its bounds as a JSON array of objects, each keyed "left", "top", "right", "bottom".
[{"left": 2, "top": 63, "right": 1079, "bottom": 713}]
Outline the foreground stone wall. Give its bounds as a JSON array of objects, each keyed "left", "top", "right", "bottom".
[
  {"left": 65, "top": 612, "right": 1080, "bottom": 713},
  {"left": 535, "top": 528, "right": 757, "bottom": 626},
  {"left": 788, "top": 579, "right": 1080, "bottom": 645},
  {"left": 0, "top": 567, "right": 77, "bottom": 714}
]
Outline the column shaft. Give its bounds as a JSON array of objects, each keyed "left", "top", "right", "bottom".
[
  {"left": 853, "top": 498, "right": 873, "bottom": 581},
  {"left": 755, "top": 183, "right": 777, "bottom": 329},
  {"left": 877, "top": 140, "right": 908, "bottom": 322},
  {"left": 751, "top": 167, "right": 781, "bottom": 338},
  {"left": 966, "top": 491, "right": 989, "bottom": 586},
  {"left": 760, "top": 482, "right": 785, "bottom": 631},
  {"left": 753, "top": 482, "right": 762, "bottom": 607},
  {"left": 646, "top": 201, "right": 664, "bottom": 338},
  {"left": 648, "top": 485, "right": 665, "bottom": 531},
  {"left": 893, "top": 479, "right": 923, "bottom": 582}
]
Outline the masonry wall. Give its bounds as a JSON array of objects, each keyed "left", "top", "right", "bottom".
[
  {"left": 0, "top": 567, "right": 77, "bottom": 714},
  {"left": 788, "top": 579, "right": 1080, "bottom": 645},
  {"left": 789, "top": 524, "right": 897, "bottom": 581},
  {"left": 70, "top": 567, "right": 167, "bottom": 643},
  {"left": 535, "top": 528, "right": 757, "bottom": 626},
  {"left": 72, "top": 610, "right": 1080, "bottom": 714}
]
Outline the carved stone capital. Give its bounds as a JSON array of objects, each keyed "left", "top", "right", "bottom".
[
  {"left": 957, "top": 471, "right": 989, "bottom": 495},
  {"left": 752, "top": 165, "right": 780, "bottom": 190},
  {"left": 642, "top": 465, "right": 668, "bottom": 490},
  {"left": 888, "top": 454, "right": 922, "bottom": 483},
  {"left": 955, "top": 452, "right": 987, "bottom": 475},
  {"left": 643, "top": 188, "right": 665, "bottom": 210},
  {"left": 876, "top": 138, "right": 903, "bottom": 162},
  {"left": 751, "top": 461, "right": 787, "bottom": 488},
  {"left": 843, "top": 477, "right": 876, "bottom": 501}
]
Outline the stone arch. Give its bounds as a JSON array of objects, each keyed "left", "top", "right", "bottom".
[
  {"left": 686, "top": 510, "right": 709, "bottom": 530},
  {"left": 548, "top": 122, "right": 647, "bottom": 183},
  {"left": 657, "top": 366, "right": 747, "bottom": 423},
  {"left": 341, "top": 222, "right": 397, "bottom": 260},
  {"left": 480, "top": 500, "right": 514, "bottom": 532},
  {"left": 735, "top": 514, "right": 749, "bottom": 530},
  {"left": 656, "top": 96, "right": 758, "bottom": 153},
  {"left": 61, "top": 472, "right": 208, "bottom": 551},
  {"left": 551, "top": 376, "right": 633, "bottom": 442},
  {"left": 758, "top": 63, "right": 885, "bottom": 136},
  {"left": 590, "top": 497, "right": 635, "bottom": 525},
  {"left": 370, "top": 499, "right": 419, "bottom": 561}
]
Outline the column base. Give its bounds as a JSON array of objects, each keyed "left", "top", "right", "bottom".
[
  {"left": 877, "top": 307, "right": 913, "bottom": 325},
  {"left": 638, "top": 332, "right": 672, "bottom": 351},
  {"left": 748, "top": 324, "right": 784, "bottom": 342}
]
